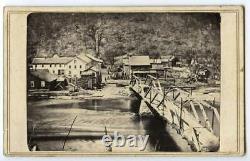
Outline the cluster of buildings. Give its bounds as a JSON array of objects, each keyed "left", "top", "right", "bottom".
[
  {"left": 113, "top": 53, "right": 220, "bottom": 82},
  {"left": 28, "top": 51, "right": 219, "bottom": 93},
  {"left": 113, "top": 54, "right": 180, "bottom": 79},
  {"left": 28, "top": 53, "right": 103, "bottom": 91}
]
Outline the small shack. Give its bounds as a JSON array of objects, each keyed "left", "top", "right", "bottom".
[
  {"left": 77, "top": 66, "right": 102, "bottom": 89},
  {"left": 150, "top": 58, "right": 165, "bottom": 78},
  {"left": 28, "top": 69, "right": 68, "bottom": 91},
  {"left": 129, "top": 56, "right": 152, "bottom": 78}
]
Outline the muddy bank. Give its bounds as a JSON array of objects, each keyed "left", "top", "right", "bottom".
[{"left": 28, "top": 83, "right": 131, "bottom": 100}]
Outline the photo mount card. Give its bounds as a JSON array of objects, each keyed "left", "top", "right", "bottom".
[{"left": 3, "top": 6, "right": 245, "bottom": 156}]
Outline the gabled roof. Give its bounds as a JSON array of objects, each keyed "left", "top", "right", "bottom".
[
  {"left": 86, "top": 54, "right": 103, "bottom": 63},
  {"left": 30, "top": 69, "right": 58, "bottom": 82},
  {"left": 32, "top": 54, "right": 103, "bottom": 64},
  {"left": 32, "top": 54, "right": 73, "bottom": 64},
  {"left": 32, "top": 57, "right": 73, "bottom": 64},
  {"left": 84, "top": 66, "right": 99, "bottom": 72},
  {"left": 129, "top": 56, "right": 151, "bottom": 66},
  {"left": 76, "top": 54, "right": 92, "bottom": 64},
  {"left": 114, "top": 54, "right": 129, "bottom": 61},
  {"left": 81, "top": 66, "right": 99, "bottom": 76},
  {"left": 76, "top": 53, "right": 103, "bottom": 64},
  {"left": 114, "top": 56, "right": 129, "bottom": 65},
  {"left": 32, "top": 53, "right": 103, "bottom": 65}
]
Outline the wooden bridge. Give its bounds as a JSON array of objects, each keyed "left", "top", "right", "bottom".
[{"left": 129, "top": 74, "right": 220, "bottom": 152}]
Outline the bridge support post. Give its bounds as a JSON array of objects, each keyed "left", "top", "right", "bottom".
[{"left": 129, "top": 88, "right": 142, "bottom": 114}]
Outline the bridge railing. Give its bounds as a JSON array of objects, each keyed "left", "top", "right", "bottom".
[{"left": 130, "top": 74, "right": 220, "bottom": 152}]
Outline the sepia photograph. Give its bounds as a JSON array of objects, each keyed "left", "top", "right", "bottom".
[
  {"left": 3, "top": 6, "right": 245, "bottom": 156},
  {"left": 27, "top": 12, "right": 221, "bottom": 152}
]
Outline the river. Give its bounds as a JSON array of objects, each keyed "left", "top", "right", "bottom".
[{"left": 27, "top": 97, "right": 188, "bottom": 152}]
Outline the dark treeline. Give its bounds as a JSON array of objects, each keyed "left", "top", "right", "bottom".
[{"left": 27, "top": 13, "right": 220, "bottom": 67}]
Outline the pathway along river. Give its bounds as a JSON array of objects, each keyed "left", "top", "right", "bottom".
[{"left": 27, "top": 91, "right": 191, "bottom": 152}]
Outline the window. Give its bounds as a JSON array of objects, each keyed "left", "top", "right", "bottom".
[
  {"left": 74, "top": 60, "right": 77, "bottom": 64},
  {"left": 42, "top": 64, "right": 44, "bottom": 67},
  {"left": 35, "top": 65, "right": 37, "bottom": 68},
  {"left": 30, "top": 81, "right": 35, "bottom": 88},
  {"left": 41, "top": 81, "right": 45, "bottom": 87},
  {"left": 53, "top": 70, "right": 55, "bottom": 74},
  {"left": 58, "top": 70, "right": 65, "bottom": 75},
  {"left": 50, "top": 64, "right": 52, "bottom": 67},
  {"left": 75, "top": 65, "right": 77, "bottom": 69},
  {"left": 59, "top": 64, "right": 62, "bottom": 67},
  {"left": 69, "top": 71, "right": 71, "bottom": 74},
  {"left": 69, "top": 65, "right": 71, "bottom": 69},
  {"left": 80, "top": 65, "right": 82, "bottom": 68}
]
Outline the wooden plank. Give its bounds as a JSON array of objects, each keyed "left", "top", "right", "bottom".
[
  {"left": 156, "top": 92, "right": 166, "bottom": 109},
  {"left": 175, "top": 87, "right": 191, "bottom": 96},
  {"left": 179, "top": 98, "right": 183, "bottom": 130},
  {"left": 174, "top": 92, "right": 180, "bottom": 100},
  {"left": 148, "top": 74, "right": 157, "bottom": 80},
  {"left": 190, "top": 101, "right": 200, "bottom": 122},
  {"left": 144, "top": 85, "right": 152, "bottom": 97},
  {"left": 196, "top": 101, "right": 213, "bottom": 133},
  {"left": 157, "top": 80, "right": 162, "bottom": 92},
  {"left": 191, "top": 127, "right": 201, "bottom": 151},
  {"left": 152, "top": 80, "right": 157, "bottom": 89},
  {"left": 150, "top": 93, "right": 158, "bottom": 103},
  {"left": 200, "top": 100, "right": 220, "bottom": 121}
]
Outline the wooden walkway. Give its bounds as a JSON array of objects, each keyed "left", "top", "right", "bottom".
[{"left": 129, "top": 74, "right": 220, "bottom": 152}]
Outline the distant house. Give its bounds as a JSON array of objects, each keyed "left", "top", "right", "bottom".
[
  {"left": 77, "top": 66, "right": 102, "bottom": 89},
  {"left": 114, "top": 54, "right": 129, "bottom": 66},
  {"left": 28, "top": 69, "right": 68, "bottom": 91},
  {"left": 123, "top": 59, "right": 130, "bottom": 79},
  {"left": 150, "top": 59, "right": 162, "bottom": 68},
  {"left": 129, "top": 56, "right": 155, "bottom": 77},
  {"left": 150, "top": 58, "right": 165, "bottom": 78},
  {"left": 161, "top": 55, "right": 179, "bottom": 67},
  {"left": 114, "top": 54, "right": 130, "bottom": 79},
  {"left": 197, "top": 68, "right": 211, "bottom": 82},
  {"left": 31, "top": 53, "right": 103, "bottom": 79}
]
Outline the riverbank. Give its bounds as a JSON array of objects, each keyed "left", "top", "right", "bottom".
[{"left": 28, "top": 82, "right": 131, "bottom": 100}]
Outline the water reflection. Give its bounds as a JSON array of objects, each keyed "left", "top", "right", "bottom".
[
  {"left": 28, "top": 98, "right": 181, "bottom": 152},
  {"left": 129, "top": 94, "right": 181, "bottom": 151},
  {"left": 140, "top": 115, "right": 181, "bottom": 152}
]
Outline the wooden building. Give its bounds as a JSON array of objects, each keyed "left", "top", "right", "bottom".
[
  {"left": 77, "top": 66, "right": 102, "bottom": 89},
  {"left": 28, "top": 69, "right": 68, "bottom": 91},
  {"left": 129, "top": 56, "right": 155, "bottom": 78}
]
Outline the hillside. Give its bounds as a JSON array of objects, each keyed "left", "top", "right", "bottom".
[{"left": 27, "top": 13, "right": 220, "bottom": 68}]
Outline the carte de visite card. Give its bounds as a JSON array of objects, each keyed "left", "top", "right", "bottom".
[{"left": 3, "top": 6, "right": 245, "bottom": 156}]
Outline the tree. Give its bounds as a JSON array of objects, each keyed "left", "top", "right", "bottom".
[
  {"left": 84, "top": 15, "right": 109, "bottom": 58},
  {"left": 27, "top": 13, "right": 221, "bottom": 74}
]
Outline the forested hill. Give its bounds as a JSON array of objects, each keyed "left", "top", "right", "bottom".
[{"left": 27, "top": 13, "right": 220, "bottom": 66}]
